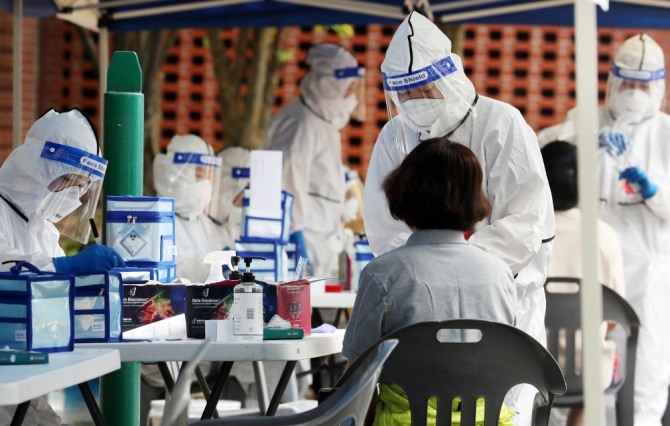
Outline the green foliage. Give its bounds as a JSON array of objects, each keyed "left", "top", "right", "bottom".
[{"left": 314, "top": 24, "right": 355, "bottom": 38}]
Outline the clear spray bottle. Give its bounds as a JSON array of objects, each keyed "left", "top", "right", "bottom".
[{"left": 233, "top": 256, "right": 265, "bottom": 342}]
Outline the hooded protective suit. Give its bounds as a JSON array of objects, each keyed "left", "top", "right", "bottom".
[
  {"left": 0, "top": 109, "right": 110, "bottom": 425},
  {"left": 153, "top": 134, "right": 231, "bottom": 283},
  {"left": 212, "top": 146, "right": 251, "bottom": 242},
  {"left": 264, "top": 43, "right": 364, "bottom": 278},
  {"left": 366, "top": 11, "right": 554, "bottom": 344},
  {"left": 538, "top": 33, "right": 670, "bottom": 425},
  {"left": 364, "top": 13, "right": 554, "bottom": 425},
  {"left": 0, "top": 109, "right": 104, "bottom": 271}
]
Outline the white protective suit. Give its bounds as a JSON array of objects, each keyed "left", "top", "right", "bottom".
[
  {"left": 364, "top": 13, "right": 554, "bottom": 425},
  {"left": 0, "top": 109, "right": 102, "bottom": 426},
  {"left": 213, "top": 146, "right": 251, "bottom": 243},
  {"left": 153, "top": 134, "right": 231, "bottom": 283},
  {"left": 0, "top": 109, "right": 100, "bottom": 271},
  {"left": 264, "top": 43, "right": 364, "bottom": 278},
  {"left": 366, "top": 11, "right": 554, "bottom": 345},
  {"left": 538, "top": 34, "right": 670, "bottom": 425}
]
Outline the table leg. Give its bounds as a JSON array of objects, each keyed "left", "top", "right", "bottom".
[
  {"left": 10, "top": 400, "right": 30, "bottom": 426},
  {"left": 79, "top": 382, "right": 106, "bottom": 426},
  {"left": 265, "top": 360, "right": 297, "bottom": 416},
  {"left": 157, "top": 361, "right": 175, "bottom": 392},
  {"left": 201, "top": 361, "right": 234, "bottom": 420}
]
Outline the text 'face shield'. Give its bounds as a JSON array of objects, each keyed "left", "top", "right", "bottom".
[
  {"left": 383, "top": 56, "right": 476, "bottom": 155},
  {"left": 37, "top": 141, "right": 107, "bottom": 243}
]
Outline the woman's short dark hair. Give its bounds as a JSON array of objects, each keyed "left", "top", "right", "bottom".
[
  {"left": 382, "top": 137, "right": 491, "bottom": 231},
  {"left": 541, "top": 141, "right": 577, "bottom": 211}
]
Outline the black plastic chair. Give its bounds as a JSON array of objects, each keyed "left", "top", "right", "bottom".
[
  {"left": 544, "top": 277, "right": 640, "bottom": 426},
  {"left": 346, "top": 319, "right": 566, "bottom": 426},
  {"left": 190, "top": 338, "right": 398, "bottom": 426}
]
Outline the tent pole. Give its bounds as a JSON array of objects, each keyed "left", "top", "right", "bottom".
[
  {"left": 99, "top": 26, "right": 109, "bottom": 147},
  {"left": 574, "top": 0, "right": 605, "bottom": 424},
  {"left": 616, "top": 0, "right": 670, "bottom": 8},
  {"left": 12, "top": 0, "right": 22, "bottom": 148}
]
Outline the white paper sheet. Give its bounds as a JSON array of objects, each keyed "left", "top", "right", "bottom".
[
  {"left": 250, "top": 150, "right": 283, "bottom": 220},
  {"left": 123, "top": 314, "right": 187, "bottom": 339}
]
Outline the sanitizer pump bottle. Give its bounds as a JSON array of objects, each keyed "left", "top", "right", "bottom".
[{"left": 233, "top": 256, "right": 265, "bottom": 341}]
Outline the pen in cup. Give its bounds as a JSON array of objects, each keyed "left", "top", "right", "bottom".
[{"left": 89, "top": 218, "right": 102, "bottom": 244}]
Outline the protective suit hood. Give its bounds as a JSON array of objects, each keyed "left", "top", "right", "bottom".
[
  {"left": 153, "top": 134, "right": 219, "bottom": 219},
  {"left": 0, "top": 109, "right": 99, "bottom": 221},
  {"left": 606, "top": 33, "right": 666, "bottom": 124},
  {"left": 381, "top": 12, "right": 477, "bottom": 151},
  {"left": 300, "top": 43, "right": 363, "bottom": 129}
]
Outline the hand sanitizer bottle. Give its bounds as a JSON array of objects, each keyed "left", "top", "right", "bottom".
[{"left": 233, "top": 257, "right": 265, "bottom": 341}]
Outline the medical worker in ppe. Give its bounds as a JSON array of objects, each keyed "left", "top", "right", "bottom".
[
  {"left": 153, "top": 134, "right": 231, "bottom": 282},
  {"left": 0, "top": 108, "right": 125, "bottom": 425},
  {"left": 264, "top": 43, "right": 365, "bottom": 279},
  {"left": 538, "top": 33, "right": 670, "bottom": 425},
  {"left": 212, "top": 146, "right": 251, "bottom": 242},
  {"left": 364, "top": 12, "right": 554, "bottom": 424}
]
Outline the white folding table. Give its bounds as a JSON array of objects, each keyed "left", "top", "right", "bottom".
[
  {"left": 80, "top": 330, "right": 344, "bottom": 419},
  {"left": 0, "top": 348, "right": 121, "bottom": 426}
]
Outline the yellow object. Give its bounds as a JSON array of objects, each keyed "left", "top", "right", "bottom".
[{"left": 374, "top": 383, "right": 517, "bottom": 426}]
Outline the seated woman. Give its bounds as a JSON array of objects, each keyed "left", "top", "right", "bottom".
[{"left": 342, "top": 137, "right": 517, "bottom": 425}]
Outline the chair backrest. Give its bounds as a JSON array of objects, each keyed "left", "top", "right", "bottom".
[
  {"left": 544, "top": 277, "right": 640, "bottom": 425},
  {"left": 190, "top": 338, "right": 398, "bottom": 426},
  {"left": 369, "top": 319, "right": 566, "bottom": 426}
]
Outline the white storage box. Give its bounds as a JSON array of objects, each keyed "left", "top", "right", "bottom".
[
  {"left": 241, "top": 189, "right": 294, "bottom": 244},
  {"left": 106, "top": 196, "right": 176, "bottom": 263},
  {"left": 234, "top": 240, "right": 287, "bottom": 282},
  {"left": 352, "top": 239, "right": 374, "bottom": 292},
  {"left": 125, "top": 261, "right": 177, "bottom": 283},
  {"left": 73, "top": 272, "right": 123, "bottom": 343},
  {"left": 0, "top": 262, "right": 74, "bottom": 352}
]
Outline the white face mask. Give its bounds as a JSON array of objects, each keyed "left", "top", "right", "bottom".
[
  {"left": 36, "top": 186, "right": 82, "bottom": 223},
  {"left": 324, "top": 94, "right": 359, "bottom": 130},
  {"left": 610, "top": 89, "right": 652, "bottom": 123},
  {"left": 174, "top": 180, "right": 212, "bottom": 217},
  {"left": 402, "top": 99, "right": 446, "bottom": 132}
]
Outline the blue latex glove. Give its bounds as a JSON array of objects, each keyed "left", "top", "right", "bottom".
[
  {"left": 619, "top": 166, "right": 658, "bottom": 199},
  {"left": 598, "top": 130, "right": 629, "bottom": 157},
  {"left": 53, "top": 244, "right": 126, "bottom": 274},
  {"left": 290, "top": 230, "right": 309, "bottom": 263}
]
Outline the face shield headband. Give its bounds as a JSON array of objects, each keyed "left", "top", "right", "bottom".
[
  {"left": 382, "top": 56, "right": 457, "bottom": 92},
  {"left": 611, "top": 63, "right": 666, "bottom": 82},
  {"left": 173, "top": 151, "right": 222, "bottom": 169},
  {"left": 38, "top": 141, "right": 107, "bottom": 244}
]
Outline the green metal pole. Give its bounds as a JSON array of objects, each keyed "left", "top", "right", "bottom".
[{"left": 100, "top": 51, "right": 144, "bottom": 426}]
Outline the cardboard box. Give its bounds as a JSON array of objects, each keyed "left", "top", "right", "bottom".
[
  {"left": 277, "top": 279, "right": 311, "bottom": 336},
  {"left": 122, "top": 283, "right": 186, "bottom": 332},
  {"left": 185, "top": 281, "right": 237, "bottom": 339}
]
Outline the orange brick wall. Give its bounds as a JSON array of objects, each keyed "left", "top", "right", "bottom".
[
  {"left": 3, "top": 13, "right": 670, "bottom": 179},
  {"left": 0, "top": 14, "right": 38, "bottom": 160}
]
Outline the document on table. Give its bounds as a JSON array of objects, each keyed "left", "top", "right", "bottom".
[{"left": 123, "top": 314, "right": 187, "bottom": 340}]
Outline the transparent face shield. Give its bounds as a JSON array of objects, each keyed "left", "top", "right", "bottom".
[
  {"left": 36, "top": 141, "right": 107, "bottom": 244},
  {"left": 171, "top": 151, "right": 222, "bottom": 216},
  {"left": 335, "top": 66, "right": 366, "bottom": 122},
  {"left": 605, "top": 63, "right": 666, "bottom": 127},
  {"left": 382, "top": 56, "right": 478, "bottom": 155}
]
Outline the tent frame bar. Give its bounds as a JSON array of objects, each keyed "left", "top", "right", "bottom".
[
  {"left": 111, "top": 0, "right": 254, "bottom": 19},
  {"left": 274, "top": 0, "right": 406, "bottom": 19},
  {"left": 62, "top": 0, "right": 255, "bottom": 15},
  {"left": 440, "top": 0, "right": 573, "bottom": 22}
]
